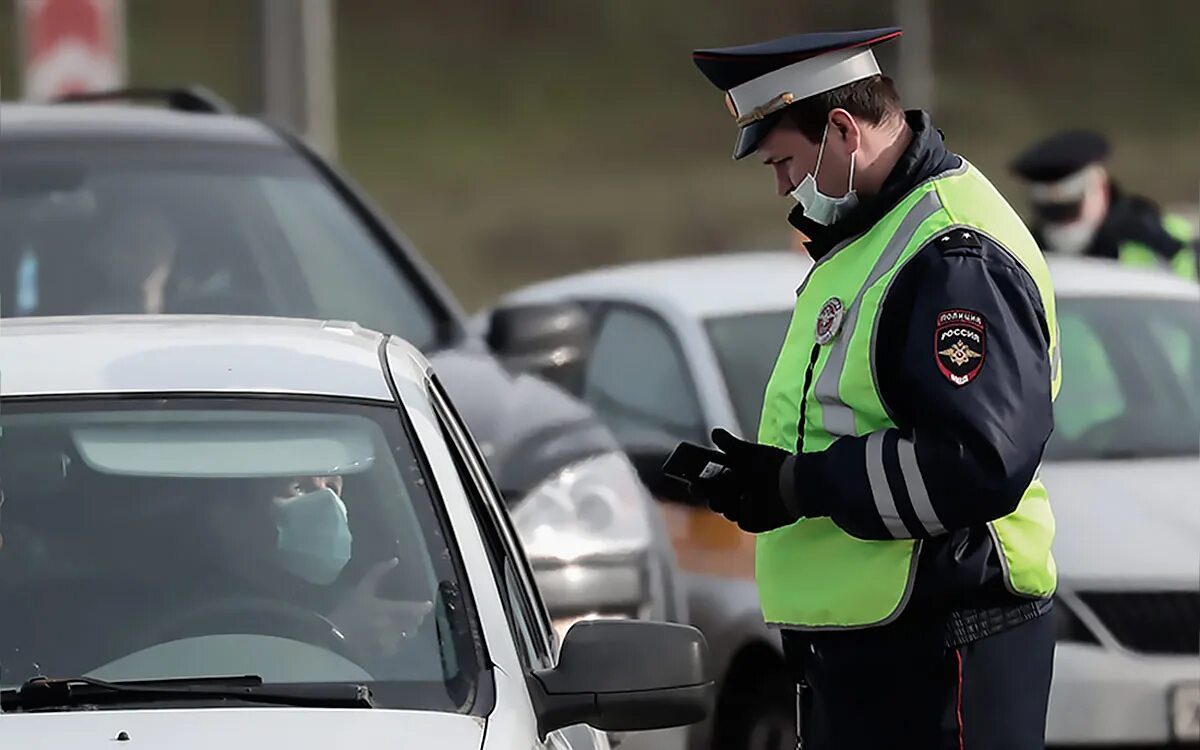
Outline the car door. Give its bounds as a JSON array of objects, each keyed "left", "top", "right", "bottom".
[
  {"left": 577, "top": 305, "right": 776, "bottom": 750},
  {"left": 427, "top": 375, "right": 606, "bottom": 750},
  {"left": 580, "top": 303, "right": 709, "bottom": 450}
]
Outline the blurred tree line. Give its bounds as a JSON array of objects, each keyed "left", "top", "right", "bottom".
[{"left": 1, "top": 0, "right": 1196, "bottom": 306}]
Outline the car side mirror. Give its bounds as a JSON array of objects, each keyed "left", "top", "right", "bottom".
[
  {"left": 528, "top": 620, "right": 713, "bottom": 738},
  {"left": 485, "top": 301, "right": 591, "bottom": 395}
]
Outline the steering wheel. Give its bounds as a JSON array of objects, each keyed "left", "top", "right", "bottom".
[{"left": 132, "top": 595, "right": 362, "bottom": 666}]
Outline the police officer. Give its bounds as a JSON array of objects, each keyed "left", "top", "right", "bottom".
[
  {"left": 1011, "top": 129, "right": 1198, "bottom": 279},
  {"left": 687, "top": 28, "right": 1060, "bottom": 749}
]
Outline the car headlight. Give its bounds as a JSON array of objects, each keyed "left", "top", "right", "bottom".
[{"left": 511, "top": 452, "right": 652, "bottom": 564}]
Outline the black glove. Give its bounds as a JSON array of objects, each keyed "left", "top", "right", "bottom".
[{"left": 700, "top": 428, "right": 802, "bottom": 533}]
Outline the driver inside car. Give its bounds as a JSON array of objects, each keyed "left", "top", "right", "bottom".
[
  {"left": 80, "top": 199, "right": 264, "bottom": 317},
  {"left": 193, "top": 475, "right": 434, "bottom": 667}
]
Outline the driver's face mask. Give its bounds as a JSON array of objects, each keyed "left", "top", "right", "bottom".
[
  {"left": 789, "top": 121, "right": 860, "bottom": 226},
  {"left": 273, "top": 488, "right": 352, "bottom": 585}
]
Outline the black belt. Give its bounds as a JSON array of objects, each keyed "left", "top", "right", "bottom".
[{"left": 944, "top": 597, "right": 1053, "bottom": 649}]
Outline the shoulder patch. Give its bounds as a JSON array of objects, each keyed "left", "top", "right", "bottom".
[
  {"left": 933, "top": 229, "right": 984, "bottom": 253},
  {"left": 935, "top": 309, "right": 986, "bottom": 386}
]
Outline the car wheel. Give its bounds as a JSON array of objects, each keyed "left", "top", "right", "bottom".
[
  {"left": 714, "top": 646, "right": 795, "bottom": 750},
  {"left": 741, "top": 700, "right": 794, "bottom": 750}
]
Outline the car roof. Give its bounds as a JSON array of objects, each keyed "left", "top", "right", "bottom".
[
  {"left": 505, "top": 251, "right": 816, "bottom": 318},
  {"left": 0, "top": 316, "right": 429, "bottom": 400},
  {"left": 504, "top": 251, "right": 1199, "bottom": 319},
  {"left": 0, "top": 102, "right": 283, "bottom": 147},
  {"left": 1044, "top": 254, "right": 1200, "bottom": 298}
]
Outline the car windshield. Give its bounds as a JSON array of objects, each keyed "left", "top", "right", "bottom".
[
  {"left": 705, "top": 296, "right": 1200, "bottom": 461},
  {"left": 0, "top": 141, "right": 443, "bottom": 350},
  {"left": 0, "top": 397, "right": 483, "bottom": 713}
]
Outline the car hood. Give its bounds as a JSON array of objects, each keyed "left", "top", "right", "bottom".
[
  {"left": 1041, "top": 457, "right": 1200, "bottom": 589},
  {"left": 428, "top": 347, "right": 620, "bottom": 501},
  {"left": 0, "top": 707, "right": 485, "bottom": 749}
]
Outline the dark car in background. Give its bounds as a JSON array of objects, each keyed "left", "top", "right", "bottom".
[{"left": 0, "top": 89, "right": 687, "bottom": 748}]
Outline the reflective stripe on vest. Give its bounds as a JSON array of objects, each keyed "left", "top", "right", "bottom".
[
  {"left": 755, "top": 163, "right": 1058, "bottom": 629},
  {"left": 1164, "top": 214, "right": 1198, "bottom": 280},
  {"left": 1119, "top": 213, "right": 1199, "bottom": 280}
]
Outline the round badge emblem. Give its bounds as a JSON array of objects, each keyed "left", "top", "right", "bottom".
[{"left": 815, "top": 297, "right": 846, "bottom": 346}]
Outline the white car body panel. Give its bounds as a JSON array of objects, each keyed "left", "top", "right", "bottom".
[
  {"left": 1047, "top": 643, "right": 1199, "bottom": 744},
  {"left": 1041, "top": 459, "right": 1200, "bottom": 591},
  {"left": 0, "top": 315, "right": 403, "bottom": 400},
  {"left": 0, "top": 708, "right": 486, "bottom": 750},
  {"left": 1042, "top": 458, "right": 1200, "bottom": 745},
  {"left": 385, "top": 344, "right": 529, "bottom": 680},
  {"left": 484, "top": 665, "right": 602, "bottom": 750},
  {"left": 388, "top": 344, "right": 608, "bottom": 750},
  {"left": 483, "top": 665, "right": 541, "bottom": 750}
]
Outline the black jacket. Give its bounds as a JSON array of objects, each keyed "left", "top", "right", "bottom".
[
  {"left": 787, "top": 112, "right": 1054, "bottom": 643},
  {"left": 1034, "top": 184, "right": 1189, "bottom": 263}
]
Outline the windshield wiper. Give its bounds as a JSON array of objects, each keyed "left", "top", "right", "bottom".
[{"left": 0, "top": 674, "right": 374, "bottom": 712}]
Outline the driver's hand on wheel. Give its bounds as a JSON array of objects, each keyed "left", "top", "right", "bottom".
[{"left": 328, "top": 558, "right": 433, "bottom": 660}]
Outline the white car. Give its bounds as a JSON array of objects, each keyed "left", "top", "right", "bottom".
[
  {"left": 492, "top": 253, "right": 1200, "bottom": 749},
  {"left": 0, "top": 316, "right": 712, "bottom": 748}
]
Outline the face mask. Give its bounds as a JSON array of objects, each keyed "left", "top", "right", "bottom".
[
  {"left": 1043, "top": 220, "right": 1099, "bottom": 255},
  {"left": 789, "top": 122, "right": 860, "bottom": 226},
  {"left": 273, "top": 488, "right": 352, "bottom": 585}
]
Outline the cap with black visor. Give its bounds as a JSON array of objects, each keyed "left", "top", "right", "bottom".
[{"left": 692, "top": 27, "right": 903, "bottom": 160}]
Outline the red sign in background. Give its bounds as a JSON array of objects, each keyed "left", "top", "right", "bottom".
[{"left": 18, "top": 0, "right": 126, "bottom": 101}]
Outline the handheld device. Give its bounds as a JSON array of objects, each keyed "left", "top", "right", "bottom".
[{"left": 661, "top": 441, "right": 731, "bottom": 486}]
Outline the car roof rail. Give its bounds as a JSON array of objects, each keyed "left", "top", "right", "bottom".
[{"left": 53, "top": 85, "right": 234, "bottom": 115}]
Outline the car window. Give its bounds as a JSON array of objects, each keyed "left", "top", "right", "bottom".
[
  {"left": 1052, "top": 313, "right": 1126, "bottom": 441},
  {"left": 0, "top": 396, "right": 483, "bottom": 713},
  {"left": 0, "top": 142, "right": 441, "bottom": 350},
  {"left": 583, "top": 305, "right": 707, "bottom": 446},
  {"left": 1045, "top": 297, "right": 1200, "bottom": 460},
  {"left": 696, "top": 298, "right": 1198, "bottom": 462},
  {"left": 427, "top": 377, "right": 556, "bottom": 667},
  {"left": 705, "top": 311, "right": 793, "bottom": 438},
  {"left": 1146, "top": 311, "right": 1199, "bottom": 413}
]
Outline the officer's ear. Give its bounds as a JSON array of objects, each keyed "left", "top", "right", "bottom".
[{"left": 827, "top": 108, "right": 861, "bottom": 155}]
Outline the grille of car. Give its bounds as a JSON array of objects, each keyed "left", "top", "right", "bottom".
[{"left": 1078, "top": 591, "right": 1200, "bottom": 655}]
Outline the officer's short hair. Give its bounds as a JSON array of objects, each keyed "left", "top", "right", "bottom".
[{"left": 779, "top": 74, "right": 903, "bottom": 143}]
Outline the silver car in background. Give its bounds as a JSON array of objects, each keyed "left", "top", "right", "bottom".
[{"left": 490, "top": 252, "right": 1200, "bottom": 749}]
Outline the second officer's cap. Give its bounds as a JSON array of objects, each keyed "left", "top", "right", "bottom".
[
  {"left": 1010, "top": 130, "right": 1111, "bottom": 212},
  {"left": 693, "top": 27, "right": 902, "bottom": 160},
  {"left": 1011, "top": 130, "right": 1111, "bottom": 184}
]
